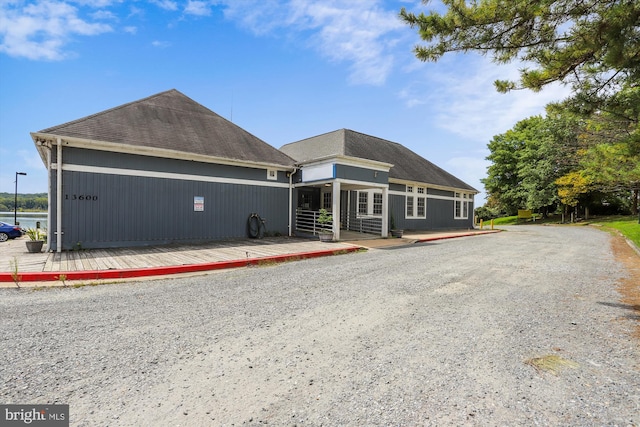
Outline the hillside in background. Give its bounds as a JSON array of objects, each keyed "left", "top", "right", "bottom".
[{"left": 0, "top": 193, "right": 48, "bottom": 212}]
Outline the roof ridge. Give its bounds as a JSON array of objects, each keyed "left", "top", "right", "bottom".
[
  {"left": 343, "top": 128, "right": 405, "bottom": 148},
  {"left": 280, "top": 128, "right": 346, "bottom": 148},
  {"left": 39, "top": 89, "right": 182, "bottom": 132}
]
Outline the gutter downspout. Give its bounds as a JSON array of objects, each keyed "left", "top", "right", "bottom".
[
  {"left": 288, "top": 166, "right": 298, "bottom": 237},
  {"left": 56, "top": 138, "right": 62, "bottom": 253}
]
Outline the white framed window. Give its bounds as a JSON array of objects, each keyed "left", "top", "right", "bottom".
[
  {"left": 417, "top": 197, "right": 426, "bottom": 217},
  {"left": 405, "top": 185, "right": 426, "bottom": 219},
  {"left": 454, "top": 192, "right": 470, "bottom": 219},
  {"left": 406, "top": 196, "right": 414, "bottom": 217},
  {"left": 357, "top": 190, "right": 383, "bottom": 217},
  {"left": 373, "top": 193, "right": 383, "bottom": 215},
  {"left": 267, "top": 169, "right": 277, "bottom": 180},
  {"left": 322, "top": 191, "right": 332, "bottom": 210},
  {"left": 358, "top": 192, "right": 368, "bottom": 215}
]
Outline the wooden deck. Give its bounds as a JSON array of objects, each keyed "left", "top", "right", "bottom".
[
  {"left": 1, "top": 229, "right": 499, "bottom": 277},
  {"left": 1, "top": 237, "right": 359, "bottom": 273}
]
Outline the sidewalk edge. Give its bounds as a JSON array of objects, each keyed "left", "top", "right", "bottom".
[{"left": 0, "top": 246, "right": 362, "bottom": 284}]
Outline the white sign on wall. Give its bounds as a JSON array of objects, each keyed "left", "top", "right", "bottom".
[
  {"left": 302, "top": 163, "right": 334, "bottom": 182},
  {"left": 194, "top": 196, "right": 204, "bottom": 212}
]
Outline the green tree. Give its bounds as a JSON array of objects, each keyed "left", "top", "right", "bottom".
[
  {"left": 482, "top": 127, "right": 527, "bottom": 214},
  {"left": 400, "top": 0, "right": 640, "bottom": 100},
  {"left": 553, "top": 87, "right": 640, "bottom": 213},
  {"left": 400, "top": 1, "right": 640, "bottom": 214},
  {"left": 483, "top": 112, "right": 585, "bottom": 215}
]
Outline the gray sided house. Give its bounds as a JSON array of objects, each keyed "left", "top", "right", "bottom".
[
  {"left": 32, "top": 90, "right": 477, "bottom": 251},
  {"left": 32, "top": 89, "right": 295, "bottom": 251},
  {"left": 281, "top": 129, "right": 478, "bottom": 240}
]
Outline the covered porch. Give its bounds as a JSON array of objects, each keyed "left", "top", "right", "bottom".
[{"left": 294, "top": 180, "right": 390, "bottom": 241}]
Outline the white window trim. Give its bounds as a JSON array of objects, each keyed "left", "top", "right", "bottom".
[
  {"left": 321, "top": 190, "right": 332, "bottom": 210},
  {"left": 267, "top": 169, "right": 277, "bottom": 180},
  {"left": 454, "top": 192, "right": 470, "bottom": 219},
  {"left": 357, "top": 189, "right": 383, "bottom": 217},
  {"left": 405, "top": 185, "right": 426, "bottom": 219}
]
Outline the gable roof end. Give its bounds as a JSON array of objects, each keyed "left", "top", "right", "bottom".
[
  {"left": 37, "top": 89, "right": 295, "bottom": 167},
  {"left": 281, "top": 129, "right": 478, "bottom": 193}
]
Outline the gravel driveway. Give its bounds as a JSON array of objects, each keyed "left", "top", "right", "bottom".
[{"left": 1, "top": 225, "right": 638, "bottom": 426}]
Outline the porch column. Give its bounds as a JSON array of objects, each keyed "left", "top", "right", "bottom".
[
  {"left": 56, "top": 138, "right": 63, "bottom": 253},
  {"left": 381, "top": 186, "right": 389, "bottom": 238},
  {"left": 332, "top": 180, "right": 340, "bottom": 240}
]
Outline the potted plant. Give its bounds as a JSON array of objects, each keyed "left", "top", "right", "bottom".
[
  {"left": 390, "top": 214, "right": 404, "bottom": 238},
  {"left": 317, "top": 209, "right": 334, "bottom": 242},
  {"left": 25, "top": 227, "right": 45, "bottom": 253}
]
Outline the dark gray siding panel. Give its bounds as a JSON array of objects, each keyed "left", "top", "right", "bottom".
[
  {"left": 428, "top": 198, "right": 473, "bottom": 229},
  {"left": 428, "top": 188, "right": 454, "bottom": 197},
  {"left": 54, "top": 170, "right": 288, "bottom": 250},
  {"left": 389, "top": 183, "right": 405, "bottom": 192},
  {"left": 388, "top": 194, "right": 406, "bottom": 230},
  {"left": 388, "top": 194, "right": 473, "bottom": 231},
  {"left": 64, "top": 147, "right": 289, "bottom": 183},
  {"left": 334, "top": 164, "right": 388, "bottom": 184}
]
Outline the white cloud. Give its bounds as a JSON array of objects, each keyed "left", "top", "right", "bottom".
[
  {"left": 151, "top": 40, "right": 171, "bottom": 48},
  {"left": 218, "top": 0, "right": 407, "bottom": 85},
  {"left": 185, "top": 1, "right": 212, "bottom": 16},
  {"left": 149, "top": 0, "right": 178, "bottom": 11},
  {"left": 73, "top": 0, "right": 121, "bottom": 7},
  {"left": 0, "top": 0, "right": 410, "bottom": 85},
  {"left": 446, "top": 155, "right": 489, "bottom": 185},
  {"left": 405, "top": 55, "right": 573, "bottom": 143},
  {"left": 91, "top": 10, "right": 117, "bottom": 20},
  {"left": 0, "top": 1, "right": 112, "bottom": 60}
]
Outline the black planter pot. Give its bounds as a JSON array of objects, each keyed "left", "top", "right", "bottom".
[
  {"left": 391, "top": 229, "right": 404, "bottom": 238},
  {"left": 26, "top": 240, "right": 44, "bottom": 253}
]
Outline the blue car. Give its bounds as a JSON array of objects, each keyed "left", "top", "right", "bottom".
[{"left": 0, "top": 221, "right": 24, "bottom": 242}]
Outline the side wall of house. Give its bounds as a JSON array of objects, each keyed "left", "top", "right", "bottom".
[
  {"left": 389, "top": 184, "right": 475, "bottom": 231},
  {"left": 49, "top": 147, "right": 290, "bottom": 250}
]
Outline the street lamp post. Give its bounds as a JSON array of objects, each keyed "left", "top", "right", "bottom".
[{"left": 14, "top": 172, "right": 26, "bottom": 225}]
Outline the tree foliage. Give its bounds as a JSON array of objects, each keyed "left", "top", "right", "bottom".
[
  {"left": 482, "top": 114, "right": 579, "bottom": 214},
  {"left": 401, "top": 0, "right": 640, "bottom": 215},
  {"left": 0, "top": 193, "right": 48, "bottom": 212},
  {"left": 400, "top": 0, "right": 640, "bottom": 99},
  {"left": 484, "top": 109, "right": 638, "bottom": 214}
]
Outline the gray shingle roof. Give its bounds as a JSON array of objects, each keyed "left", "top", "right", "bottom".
[
  {"left": 280, "top": 129, "right": 478, "bottom": 192},
  {"left": 38, "top": 89, "right": 295, "bottom": 167}
]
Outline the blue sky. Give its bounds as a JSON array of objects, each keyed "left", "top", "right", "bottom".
[{"left": 0, "top": 0, "right": 570, "bottom": 204}]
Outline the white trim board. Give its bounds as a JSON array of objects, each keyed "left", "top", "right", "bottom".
[{"left": 59, "top": 163, "right": 290, "bottom": 189}]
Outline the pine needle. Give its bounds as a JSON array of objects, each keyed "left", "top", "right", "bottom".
[{"left": 525, "top": 354, "right": 579, "bottom": 375}]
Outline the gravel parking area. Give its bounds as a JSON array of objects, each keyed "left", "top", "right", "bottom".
[{"left": 1, "top": 225, "right": 638, "bottom": 426}]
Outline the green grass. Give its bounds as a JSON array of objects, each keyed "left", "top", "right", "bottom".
[
  {"left": 484, "top": 214, "right": 639, "bottom": 247},
  {"left": 486, "top": 215, "right": 552, "bottom": 225},
  {"left": 589, "top": 216, "right": 640, "bottom": 248},
  {"left": 491, "top": 216, "right": 518, "bottom": 225}
]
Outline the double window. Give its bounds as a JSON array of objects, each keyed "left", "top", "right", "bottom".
[
  {"left": 357, "top": 190, "right": 383, "bottom": 216},
  {"left": 454, "top": 193, "right": 470, "bottom": 219},
  {"left": 406, "top": 185, "right": 426, "bottom": 219}
]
